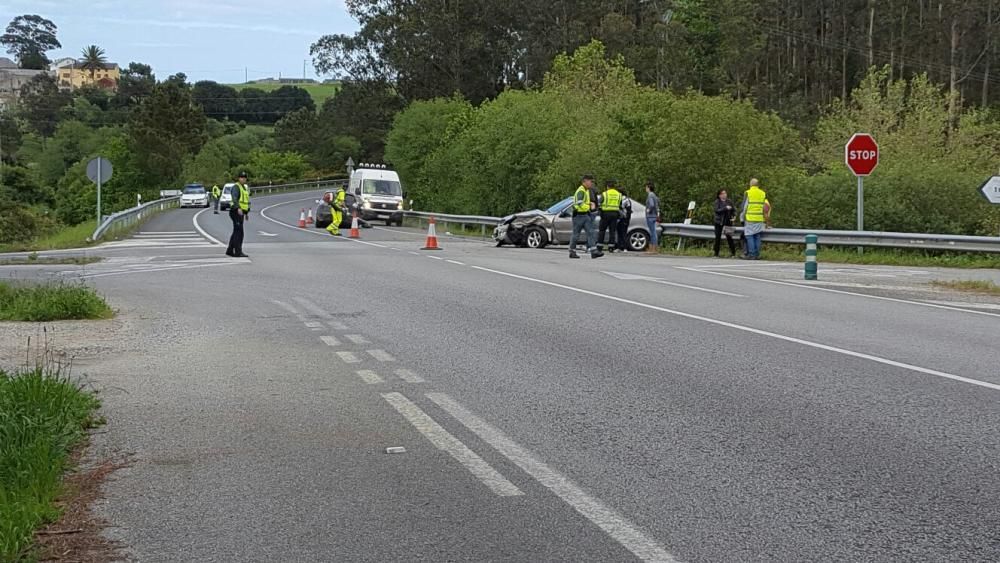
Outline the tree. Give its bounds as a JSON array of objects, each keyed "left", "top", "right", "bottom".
[
  {"left": 0, "top": 111, "right": 21, "bottom": 164},
  {"left": 127, "top": 81, "right": 208, "bottom": 185},
  {"left": 242, "top": 149, "right": 308, "bottom": 183},
  {"left": 274, "top": 107, "right": 320, "bottom": 156},
  {"left": 17, "top": 73, "right": 71, "bottom": 137},
  {"left": 1, "top": 15, "right": 60, "bottom": 69},
  {"left": 79, "top": 45, "right": 108, "bottom": 84},
  {"left": 113, "top": 62, "right": 156, "bottom": 108},
  {"left": 266, "top": 86, "right": 315, "bottom": 119},
  {"left": 192, "top": 81, "right": 240, "bottom": 120},
  {"left": 317, "top": 80, "right": 403, "bottom": 161}
]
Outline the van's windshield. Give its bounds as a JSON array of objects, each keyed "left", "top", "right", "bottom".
[{"left": 361, "top": 179, "right": 402, "bottom": 197}]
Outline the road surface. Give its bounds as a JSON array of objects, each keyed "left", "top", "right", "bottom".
[{"left": 3, "top": 189, "right": 999, "bottom": 562}]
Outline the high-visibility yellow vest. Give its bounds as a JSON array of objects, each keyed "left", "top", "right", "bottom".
[
  {"left": 236, "top": 182, "right": 250, "bottom": 212},
  {"left": 744, "top": 186, "right": 766, "bottom": 223},
  {"left": 573, "top": 186, "right": 590, "bottom": 213},
  {"left": 601, "top": 188, "right": 622, "bottom": 212},
  {"left": 211, "top": 185, "right": 221, "bottom": 198}
]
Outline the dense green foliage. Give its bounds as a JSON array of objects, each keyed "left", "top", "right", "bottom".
[
  {"left": 386, "top": 41, "right": 1000, "bottom": 234},
  {"left": 0, "top": 364, "right": 101, "bottom": 560}
]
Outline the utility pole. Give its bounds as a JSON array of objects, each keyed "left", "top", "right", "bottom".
[
  {"left": 303, "top": 59, "right": 307, "bottom": 80},
  {"left": 245, "top": 67, "right": 248, "bottom": 84}
]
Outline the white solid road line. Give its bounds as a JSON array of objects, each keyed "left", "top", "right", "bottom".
[
  {"left": 336, "top": 351, "right": 361, "bottom": 364},
  {"left": 356, "top": 370, "right": 384, "bottom": 385},
  {"left": 382, "top": 392, "right": 523, "bottom": 497},
  {"left": 446, "top": 260, "right": 466, "bottom": 266},
  {"left": 137, "top": 231, "right": 197, "bottom": 235},
  {"left": 320, "top": 336, "right": 341, "bottom": 347},
  {"left": 676, "top": 266, "right": 1000, "bottom": 319},
  {"left": 367, "top": 349, "right": 396, "bottom": 362},
  {"left": 344, "top": 334, "right": 371, "bottom": 345},
  {"left": 192, "top": 208, "right": 225, "bottom": 246},
  {"left": 471, "top": 265, "right": 1000, "bottom": 393},
  {"left": 394, "top": 369, "right": 426, "bottom": 383},
  {"left": 77, "top": 261, "right": 243, "bottom": 279},
  {"left": 427, "top": 393, "right": 676, "bottom": 562}
]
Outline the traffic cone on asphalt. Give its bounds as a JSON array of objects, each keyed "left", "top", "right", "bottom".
[
  {"left": 298, "top": 208, "right": 307, "bottom": 228},
  {"left": 421, "top": 216, "right": 441, "bottom": 250},
  {"left": 349, "top": 210, "right": 361, "bottom": 238},
  {"left": 306, "top": 208, "right": 314, "bottom": 224}
]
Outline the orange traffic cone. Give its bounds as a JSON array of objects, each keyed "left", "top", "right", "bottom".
[
  {"left": 421, "top": 216, "right": 441, "bottom": 250},
  {"left": 306, "top": 208, "right": 314, "bottom": 224},
  {"left": 348, "top": 210, "right": 361, "bottom": 238},
  {"left": 297, "top": 208, "right": 307, "bottom": 228}
]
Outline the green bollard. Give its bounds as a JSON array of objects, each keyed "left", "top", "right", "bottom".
[{"left": 804, "top": 234, "right": 818, "bottom": 280}]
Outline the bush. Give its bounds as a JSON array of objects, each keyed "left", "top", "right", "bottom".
[
  {"left": 0, "top": 282, "right": 113, "bottom": 322},
  {"left": 0, "top": 364, "right": 101, "bottom": 560}
]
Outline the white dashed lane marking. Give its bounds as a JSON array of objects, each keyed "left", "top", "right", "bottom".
[
  {"left": 367, "top": 349, "right": 396, "bottom": 362},
  {"left": 395, "top": 369, "right": 426, "bottom": 383},
  {"left": 356, "top": 370, "right": 384, "bottom": 385}
]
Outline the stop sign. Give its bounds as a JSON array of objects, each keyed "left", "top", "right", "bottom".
[{"left": 845, "top": 133, "right": 879, "bottom": 176}]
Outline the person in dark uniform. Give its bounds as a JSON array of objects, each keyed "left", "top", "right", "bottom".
[
  {"left": 226, "top": 172, "right": 250, "bottom": 258},
  {"left": 616, "top": 188, "right": 632, "bottom": 251}
]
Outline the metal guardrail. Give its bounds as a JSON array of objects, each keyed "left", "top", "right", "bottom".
[
  {"left": 91, "top": 179, "right": 346, "bottom": 241},
  {"left": 660, "top": 223, "right": 1000, "bottom": 253},
  {"left": 401, "top": 211, "right": 1000, "bottom": 253}
]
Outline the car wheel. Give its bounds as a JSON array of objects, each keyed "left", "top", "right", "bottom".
[
  {"left": 628, "top": 229, "right": 649, "bottom": 251},
  {"left": 524, "top": 227, "right": 547, "bottom": 249},
  {"left": 385, "top": 219, "right": 393, "bottom": 226}
]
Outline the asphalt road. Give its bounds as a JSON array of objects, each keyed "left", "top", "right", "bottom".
[{"left": 4, "top": 189, "right": 1000, "bottom": 562}]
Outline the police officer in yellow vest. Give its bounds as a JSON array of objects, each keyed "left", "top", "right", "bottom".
[
  {"left": 569, "top": 175, "right": 604, "bottom": 259},
  {"left": 739, "top": 178, "right": 769, "bottom": 260},
  {"left": 327, "top": 185, "right": 346, "bottom": 235},
  {"left": 226, "top": 172, "right": 250, "bottom": 258},
  {"left": 211, "top": 184, "right": 221, "bottom": 214},
  {"left": 598, "top": 179, "right": 624, "bottom": 253}
]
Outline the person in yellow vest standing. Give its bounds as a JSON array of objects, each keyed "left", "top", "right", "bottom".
[
  {"left": 211, "top": 184, "right": 221, "bottom": 214},
  {"left": 598, "top": 179, "right": 623, "bottom": 253},
  {"left": 739, "top": 178, "right": 769, "bottom": 260},
  {"left": 326, "top": 185, "right": 346, "bottom": 235},
  {"left": 226, "top": 171, "right": 250, "bottom": 258},
  {"left": 569, "top": 175, "right": 604, "bottom": 259}
]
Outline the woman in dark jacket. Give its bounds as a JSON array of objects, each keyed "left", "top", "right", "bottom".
[{"left": 713, "top": 189, "right": 737, "bottom": 257}]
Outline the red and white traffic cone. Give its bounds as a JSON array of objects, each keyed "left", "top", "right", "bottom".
[
  {"left": 297, "top": 208, "right": 307, "bottom": 228},
  {"left": 306, "top": 207, "right": 314, "bottom": 224},
  {"left": 421, "top": 216, "right": 441, "bottom": 250},
  {"left": 349, "top": 210, "right": 361, "bottom": 238}
]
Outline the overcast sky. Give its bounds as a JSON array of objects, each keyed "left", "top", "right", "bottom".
[{"left": 0, "top": 0, "right": 358, "bottom": 83}]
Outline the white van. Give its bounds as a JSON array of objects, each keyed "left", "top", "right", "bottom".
[{"left": 350, "top": 165, "right": 404, "bottom": 226}]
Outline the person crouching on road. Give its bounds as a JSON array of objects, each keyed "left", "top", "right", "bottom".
[
  {"left": 569, "top": 175, "right": 604, "bottom": 260},
  {"left": 211, "top": 184, "right": 221, "bottom": 214},
  {"left": 327, "top": 184, "right": 346, "bottom": 236},
  {"left": 616, "top": 188, "right": 633, "bottom": 251},
  {"left": 598, "top": 179, "right": 623, "bottom": 253},
  {"left": 226, "top": 172, "right": 250, "bottom": 258}
]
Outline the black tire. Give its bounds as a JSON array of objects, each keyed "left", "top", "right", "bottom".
[
  {"left": 385, "top": 219, "right": 393, "bottom": 226},
  {"left": 524, "top": 227, "right": 548, "bottom": 249},
  {"left": 395, "top": 218, "right": 404, "bottom": 227},
  {"left": 627, "top": 229, "right": 649, "bottom": 251}
]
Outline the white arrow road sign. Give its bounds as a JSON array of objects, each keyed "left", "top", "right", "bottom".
[
  {"left": 979, "top": 176, "right": 1000, "bottom": 204},
  {"left": 257, "top": 231, "right": 279, "bottom": 237},
  {"left": 602, "top": 271, "right": 744, "bottom": 297}
]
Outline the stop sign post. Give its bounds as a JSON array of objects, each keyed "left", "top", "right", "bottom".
[{"left": 845, "top": 133, "right": 879, "bottom": 251}]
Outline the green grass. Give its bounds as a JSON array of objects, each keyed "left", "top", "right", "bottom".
[
  {"left": 930, "top": 279, "right": 1000, "bottom": 294},
  {"left": 0, "top": 282, "right": 113, "bottom": 322},
  {"left": 0, "top": 221, "right": 97, "bottom": 254},
  {"left": 228, "top": 82, "right": 340, "bottom": 105},
  {"left": 659, "top": 238, "right": 1000, "bottom": 269},
  {"left": 0, "top": 363, "right": 102, "bottom": 561}
]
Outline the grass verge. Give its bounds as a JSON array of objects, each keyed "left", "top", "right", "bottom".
[
  {"left": 660, "top": 238, "right": 1000, "bottom": 269},
  {"left": 0, "top": 282, "right": 113, "bottom": 322},
  {"left": 930, "top": 279, "right": 1000, "bottom": 294},
  {"left": 0, "top": 221, "right": 97, "bottom": 254},
  {"left": 0, "top": 363, "right": 102, "bottom": 561}
]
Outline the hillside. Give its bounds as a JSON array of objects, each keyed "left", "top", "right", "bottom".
[{"left": 228, "top": 82, "right": 340, "bottom": 106}]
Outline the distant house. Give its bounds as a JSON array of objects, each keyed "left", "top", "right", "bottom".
[
  {"left": 0, "top": 68, "right": 51, "bottom": 108},
  {"left": 0, "top": 57, "right": 16, "bottom": 70},
  {"left": 56, "top": 60, "right": 121, "bottom": 91},
  {"left": 278, "top": 78, "right": 316, "bottom": 84}
]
